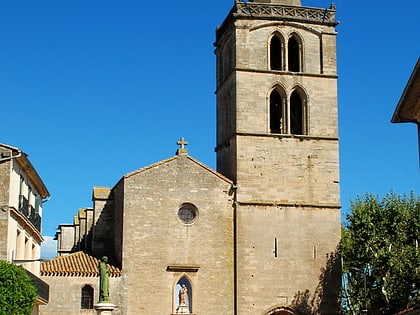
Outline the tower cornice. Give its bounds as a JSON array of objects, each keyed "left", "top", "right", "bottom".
[{"left": 216, "top": 1, "right": 337, "bottom": 42}]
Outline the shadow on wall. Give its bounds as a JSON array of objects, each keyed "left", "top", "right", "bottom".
[
  {"left": 291, "top": 245, "right": 342, "bottom": 314},
  {"left": 68, "top": 197, "right": 118, "bottom": 265}
]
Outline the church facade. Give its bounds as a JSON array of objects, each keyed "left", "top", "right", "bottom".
[{"left": 41, "top": 1, "right": 341, "bottom": 314}]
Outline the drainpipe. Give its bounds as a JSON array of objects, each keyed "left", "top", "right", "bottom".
[{"left": 0, "top": 149, "right": 22, "bottom": 163}]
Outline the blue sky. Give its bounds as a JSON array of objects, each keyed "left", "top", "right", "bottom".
[{"left": 0, "top": 1, "right": 418, "bottom": 258}]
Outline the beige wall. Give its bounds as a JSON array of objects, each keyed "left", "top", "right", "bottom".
[
  {"left": 40, "top": 276, "right": 122, "bottom": 315},
  {"left": 119, "top": 156, "right": 234, "bottom": 315},
  {"left": 236, "top": 205, "right": 341, "bottom": 313},
  {"left": 216, "top": 7, "right": 341, "bottom": 314}
]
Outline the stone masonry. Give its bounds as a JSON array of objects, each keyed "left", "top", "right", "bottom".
[{"left": 215, "top": 0, "right": 341, "bottom": 313}]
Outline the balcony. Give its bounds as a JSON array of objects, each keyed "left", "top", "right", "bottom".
[{"left": 18, "top": 195, "right": 41, "bottom": 231}]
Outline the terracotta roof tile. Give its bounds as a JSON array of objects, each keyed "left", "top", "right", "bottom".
[{"left": 41, "top": 251, "right": 122, "bottom": 277}]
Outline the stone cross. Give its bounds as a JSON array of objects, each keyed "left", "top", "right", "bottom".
[{"left": 176, "top": 138, "right": 188, "bottom": 155}]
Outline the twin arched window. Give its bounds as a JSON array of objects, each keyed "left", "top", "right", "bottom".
[
  {"left": 270, "top": 87, "right": 306, "bottom": 135},
  {"left": 270, "top": 33, "right": 302, "bottom": 72}
]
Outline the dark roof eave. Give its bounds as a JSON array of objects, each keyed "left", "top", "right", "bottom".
[
  {"left": 16, "top": 154, "right": 50, "bottom": 199},
  {"left": 392, "top": 57, "right": 420, "bottom": 124}
]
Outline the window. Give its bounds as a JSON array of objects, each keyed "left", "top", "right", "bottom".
[
  {"left": 81, "top": 285, "right": 94, "bottom": 309},
  {"left": 290, "top": 91, "right": 304, "bottom": 135},
  {"left": 269, "top": 32, "right": 303, "bottom": 73},
  {"left": 288, "top": 34, "right": 301, "bottom": 72},
  {"left": 34, "top": 195, "right": 41, "bottom": 215},
  {"left": 270, "top": 34, "right": 283, "bottom": 70},
  {"left": 270, "top": 89, "right": 283, "bottom": 133},
  {"left": 269, "top": 86, "right": 307, "bottom": 135},
  {"left": 265, "top": 306, "right": 295, "bottom": 315},
  {"left": 178, "top": 203, "right": 198, "bottom": 224}
]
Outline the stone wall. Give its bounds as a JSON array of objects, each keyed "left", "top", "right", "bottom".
[
  {"left": 40, "top": 276, "right": 122, "bottom": 315},
  {"left": 215, "top": 5, "right": 341, "bottom": 314},
  {"left": 0, "top": 159, "right": 11, "bottom": 260},
  {"left": 92, "top": 187, "right": 115, "bottom": 258},
  {"left": 118, "top": 155, "right": 235, "bottom": 314},
  {"left": 236, "top": 204, "right": 341, "bottom": 314},
  {"left": 235, "top": 135, "right": 340, "bottom": 205}
]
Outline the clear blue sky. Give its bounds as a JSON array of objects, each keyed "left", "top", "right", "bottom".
[{"left": 0, "top": 1, "right": 418, "bottom": 256}]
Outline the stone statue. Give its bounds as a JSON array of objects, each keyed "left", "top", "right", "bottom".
[
  {"left": 99, "top": 256, "right": 110, "bottom": 303},
  {"left": 176, "top": 284, "right": 190, "bottom": 314},
  {"left": 179, "top": 284, "right": 188, "bottom": 306}
]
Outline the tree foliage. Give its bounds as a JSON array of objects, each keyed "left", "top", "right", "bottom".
[
  {"left": 342, "top": 192, "right": 420, "bottom": 314},
  {"left": 0, "top": 260, "right": 37, "bottom": 315}
]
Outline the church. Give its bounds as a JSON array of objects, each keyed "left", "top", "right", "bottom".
[{"left": 40, "top": 0, "right": 341, "bottom": 314}]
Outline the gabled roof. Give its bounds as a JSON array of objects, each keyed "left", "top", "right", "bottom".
[
  {"left": 123, "top": 154, "right": 233, "bottom": 184},
  {"left": 41, "top": 251, "right": 122, "bottom": 277},
  {"left": 0, "top": 143, "right": 50, "bottom": 199}
]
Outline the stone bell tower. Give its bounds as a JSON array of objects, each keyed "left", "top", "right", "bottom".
[{"left": 215, "top": 0, "right": 341, "bottom": 313}]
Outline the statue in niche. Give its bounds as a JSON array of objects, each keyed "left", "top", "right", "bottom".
[
  {"left": 179, "top": 284, "right": 188, "bottom": 306},
  {"left": 99, "top": 256, "right": 110, "bottom": 303},
  {"left": 176, "top": 284, "right": 190, "bottom": 314}
]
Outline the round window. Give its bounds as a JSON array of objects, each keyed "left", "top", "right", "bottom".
[{"left": 178, "top": 203, "right": 198, "bottom": 224}]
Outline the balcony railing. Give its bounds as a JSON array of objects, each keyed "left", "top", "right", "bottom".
[
  {"left": 18, "top": 195, "right": 41, "bottom": 231},
  {"left": 235, "top": 2, "right": 337, "bottom": 24}
]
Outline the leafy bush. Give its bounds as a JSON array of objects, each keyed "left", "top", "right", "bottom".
[{"left": 0, "top": 260, "right": 37, "bottom": 315}]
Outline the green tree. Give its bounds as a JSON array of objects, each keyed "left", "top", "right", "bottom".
[
  {"left": 342, "top": 192, "right": 420, "bottom": 314},
  {"left": 0, "top": 260, "right": 37, "bottom": 315}
]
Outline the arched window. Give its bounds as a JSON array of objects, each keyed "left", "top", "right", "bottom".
[
  {"left": 288, "top": 35, "right": 301, "bottom": 72},
  {"left": 270, "top": 34, "right": 283, "bottom": 71},
  {"left": 268, "top": 87, "right": 307, "bottom": 135},
  {"left": 174, "top": 276, "right": 193, "bottom": 314},
  {"left": 81, "top": 285, "right": 94, "bottom": 309},
  {"left": 265, "top": 306, "right": 295, "bottom": 315},
  {"left": 290, "top": 90, "right": 304, "bottom": 135},
  {"left": 270, "top": 89, "right": 283, "bottom": 133}
]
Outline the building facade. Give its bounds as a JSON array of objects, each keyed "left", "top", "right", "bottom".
[
  {"left": 41, "top": 1, "right": 341, "bottom": 314},
  {"left": 0, "top": 143, "right": 50, "bottom": 312}
]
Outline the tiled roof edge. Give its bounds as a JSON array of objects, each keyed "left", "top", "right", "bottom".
[{"left": 41, "top": 251, "right": 122, "bottom": 277}]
